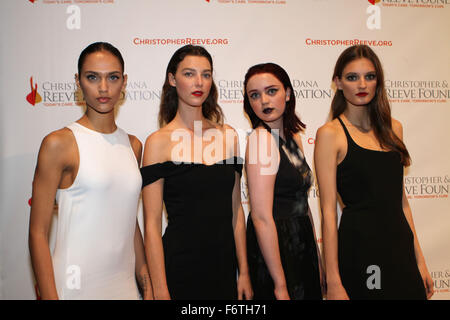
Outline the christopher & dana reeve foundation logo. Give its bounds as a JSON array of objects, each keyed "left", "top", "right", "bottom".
[
  {"left": 386, "top": 80, "right": 449, "bottom": 104},
  {"left": 26, "top": 77, "right": 42, "bottom": 106},
  {"left": 25, "top": 76, "right": 82, "bottom": 107},
  {"left": 217, "top": 78, "right": 332, "bottom": 105},
  {"left": 26, "top": 76, "right": 161, "bottom": 107},
  {"left": 405, "top": 175, "right": 449, "bottom": 200}
]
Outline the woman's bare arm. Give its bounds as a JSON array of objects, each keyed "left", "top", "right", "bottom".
[
  {"left": 246, "top": 129, "right": 289, "bottom": 299},
  {"left": 29, "top": 130, "right": 75, "bottom": 299},
  {"left": 314, "top": 124, "right": 349, "bottom": 300},
  {"left": 141, "top": 132, "right": 171, "bottom": 299}
]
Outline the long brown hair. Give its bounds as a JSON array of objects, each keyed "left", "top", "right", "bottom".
[
  {"left": 158, "top": 45, "right": 223, "bottom": 127},
  {"left": 332, "top": 45, "right": 411, "bottom": 166},
  {"left": 243, "top": 63, "right": 305, "bottom": 140}
]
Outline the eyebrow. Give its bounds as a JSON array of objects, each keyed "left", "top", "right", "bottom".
[
  {"left": 83, "top": 71, "right": 122, "bottom": 75},
  {"left": 181, "top": 68, "right": 212, "bottom": 72},
  {"left": 247, "top": 84, "right": 280, "bottom": 93},
  {"left": 344, "top": 71, "right": 376, "bottom": 75}
]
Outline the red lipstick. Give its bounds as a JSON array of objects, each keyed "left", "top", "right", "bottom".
[
  {"left": 192, "top": 91, "right": 203, "bottom": 97},
  {"left": 356, "top": 92, "right": 368, "bottom": 97}
]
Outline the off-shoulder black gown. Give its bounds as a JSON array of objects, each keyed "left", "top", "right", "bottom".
[
  {"left": 141, "top": 157, "right": 242, "bottom": 300},
  {"left": 246, "top": 125, "right": 322, "bottom": 300}
]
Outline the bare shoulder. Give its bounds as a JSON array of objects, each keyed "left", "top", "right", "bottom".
[
  {"left": 40, "top": 127, "right": 75, "bottom": 155},
  {"left": 316, "top": 119, "right": 342, "bottom": 142},
  {"left": 222, "top": 123, "right": 237, "bottom": 133},
  {"left": 143, "top": 129, "right": 173, "bottom": 164},
  {"left": 222, "top": 123, "right": 239, "bottom": 141},
  {"left": 292, "top": 132, "right": 305, "bottom": 151},
  {"left": 37, "top": 127, "right": 76, "bottom": 169},
  {"left": 246, "top": 126, "right": 278, "bottom": 154},
  {"left": 145, "top": 128, "right": 170, "bottom": 147},
  {"left": 247, "top": 126, "right": 272, "bottom": 141},
  {"left": 315, "top": 118, "right": 348, "bottom": 162},
  {"left": 391, "top": 117, "right": 404, "bottom": 139}
]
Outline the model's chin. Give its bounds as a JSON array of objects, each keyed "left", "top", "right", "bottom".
[
  {"left": 86, "top": 103, "right": 115, "bottom": 114},
  {"left": 345, "top": 96, "right": 375, "bottom": 107},
  {"left": 259, "top": 112, "right": 283, "bottom": 124}
]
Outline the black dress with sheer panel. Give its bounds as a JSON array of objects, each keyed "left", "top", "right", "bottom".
[
  {"left": 246, "top": 125, "right": 322, "bottom": 300},
  {"left": 140, "top": 157, "right": 242, "bottom": 300},
  {"left": 336, "top": 117, "right": 426, "bottom": 300}
]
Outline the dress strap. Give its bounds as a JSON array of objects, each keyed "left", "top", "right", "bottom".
[
  {"left": 233, "top": 159, "right": 243, "bottom": 177},
  {"left": 337, "top": 117, "right": 352, "bottom": 140},
  {"left": 260, "top": 122, "right": 285, "bottom": 146},
  {"left": 337, "top": 116, "right": 358, "bottom": 148},
  {"left": 140, "top": 162, "right": 191, "bottom": 188}
]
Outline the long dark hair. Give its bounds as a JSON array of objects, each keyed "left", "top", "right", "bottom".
[
  {"left": 332, "top": 45, "right": 411, "bottom": 166},
  {"left": 158, "top": 45, "right": 223, "bottom": 127},
  {"left": 78, "top": 42, "right": 124, "bottom": 75},
  {"left": 243, "top": 63, "right": 305, "bottom": 140}
]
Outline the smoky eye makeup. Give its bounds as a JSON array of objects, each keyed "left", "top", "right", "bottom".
[
  {"left": 85, "top": 73, "right": 97, "bottom": 81},
  {"left": 365, "top": 73, "right": 377, "bottom": 80},
  {"left": 267, "top": 87, "right": 279, "bottom": 95},
  {"left": 248, "top": 91, "right": 260, "bottom": 99},
  {"left": 345, "top": 73, "right": 358, "bottom": 81}
]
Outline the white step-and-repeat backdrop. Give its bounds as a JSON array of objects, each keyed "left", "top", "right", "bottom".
[{"left": 0, "top": 0, "right": 449, "bottom": 299}]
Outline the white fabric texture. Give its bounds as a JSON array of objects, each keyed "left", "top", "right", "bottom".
[{"left": 53, "top": 122, "right": 141, "bottom": 300}]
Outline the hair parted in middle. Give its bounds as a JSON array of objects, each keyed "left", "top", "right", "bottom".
[
  {"left": 331, "top": 45, "right": 410, "bottom": 166},
  {"left": 158, "top": 45, "right": 223, "bottom": 128}
]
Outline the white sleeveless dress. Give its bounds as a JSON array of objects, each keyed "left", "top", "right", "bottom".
[{"left": 53, "top": 122, "right": 142, "bottom": 299}]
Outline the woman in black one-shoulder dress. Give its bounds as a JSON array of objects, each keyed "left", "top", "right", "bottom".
[
  {"left": 243, "top": 63, "right": 323, "bottom": 300},
  {"left": 314, "top": 45, "right": 434, "bottom": 300},
  {"left": 141, "top": 45, "right": 252, "bottom": 300}
]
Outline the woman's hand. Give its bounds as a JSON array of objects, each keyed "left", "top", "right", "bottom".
[
  {"left": 274, "top": 284, "right": 290, "bottom": 300},
  {"left": 418, "top": 261, "right": 434, "bottom": 299},
  {"left": 326, "top": 282, "right": 349, "bottom": 300},
  {"left": 237, "top": 273, "right": 253, "bottom": 300},
  {"left": 153, "top": 290, "right": 171, "bottom": 300},
  {"left": 318, "top": 254, "right": 327, "bottom": 297}
]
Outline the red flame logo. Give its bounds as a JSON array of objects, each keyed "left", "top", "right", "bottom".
[{"left": 26, "top": 77, "right": 42, "bottom": 106}]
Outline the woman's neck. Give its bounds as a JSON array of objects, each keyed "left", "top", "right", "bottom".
[
  {"left": 342, "top": 104, "right": 371, "bottom": 132},
  {"left": 173, "top": 103, "right": 205, "bottom": 131},
  {"left": 78, "top": 111, "right": 116, "bottom": 133},
  {"left": 263, "top": 117, "right": 285, "bottom": 140}
]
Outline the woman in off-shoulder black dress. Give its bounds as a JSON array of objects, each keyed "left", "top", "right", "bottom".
[
  {"left": 141, "top": 45, "right": 252, "bottom": 300},
  {"left": 243, "top": 63, "right": 323, "bottom": 300},
  {"left": 141, "top": 158, "right": 243, "bottom": 299}
]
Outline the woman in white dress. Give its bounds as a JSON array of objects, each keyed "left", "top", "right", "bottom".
[{"left": 29, "top": 42, "right": 152, "bottom": 299}]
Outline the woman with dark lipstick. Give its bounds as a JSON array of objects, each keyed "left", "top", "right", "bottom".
[
  {"left": 314, "top": 45, "right": 434, "bottom": 299},
  {"left": 243, "top": 63, "right": 323, "bottom": 300},
  {"left": 29, "top": 42, "right": 152, "bottom": 299},
  {"left": 140, "top": 45, "right": 253, "bottom": 300}
]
